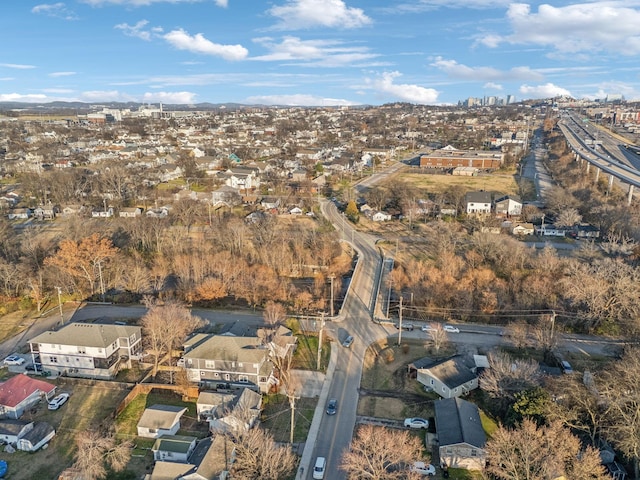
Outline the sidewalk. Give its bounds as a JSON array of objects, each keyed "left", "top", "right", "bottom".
[{"left": 295, "top": 340, "right": 338, "bottom": 480}]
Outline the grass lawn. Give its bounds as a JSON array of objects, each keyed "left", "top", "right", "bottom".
[
  {"left": 261, "top": 394, "right": 317, "bottom": 443},
  {"left": 292, "top": 334, "right": 330, "bottom": 371},
  {"left": 0, "top": 382, "right": 130, "bottom": 480},
  {"left": 115, "top": 390, "right": 198, "bottom": 438},
  {"left": 396, "top": 172, "right": 520, "bottom": 196}
]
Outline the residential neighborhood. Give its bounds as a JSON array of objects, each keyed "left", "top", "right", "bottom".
[{"left": 0, "top": 98, "right": 638, "bottom": 480}]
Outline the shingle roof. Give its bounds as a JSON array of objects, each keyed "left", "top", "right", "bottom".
[
  {"left": 138, "top": 404, "right": 187, "bottom": 430},
  {"left": 183, "top": 335, "right": 267, "bottom": 364},
  {"left": 421, "top": 355, "right": 477, "bottom": 389},
  {"left": 28, "top": 322, "right": 140, "bottom": 349},
  {"left": 0, "top": 375, "right": 56, "bottom": 407},
  {"left": 434, "top": 397, "right": 486, "bottom": 449},
  {"left": 152, "top": 435, "right": 196, "bottom": 454}
]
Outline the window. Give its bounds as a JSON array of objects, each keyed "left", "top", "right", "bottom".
[
  {"left": 239, "top": 375, "right": 249, "bottom": 383},
  {"left": 50, "top": 356, "right": 58, "bottom": 363},
  {"left": 238, "top": 362, "right": 243, "bottom": 368},
  {"left": 214, "top": 373, "right": 219, "bottom": 378},
  {"left": 224, "top": 374, "right": 230, "bottom": 381},
  {"left": 471, "top": 449, "right": 477, "bottom": 457},
  {"left": 205, "top": 360, "right": 215, "bottom": 369},
  {"left": 200, "top": 371, "right": 206, "bottom": 376},
  {"left": 77, "top": 347, "right": 86, "bottom": 354},
  {"left": 430, "top": 379, "right": 434, "bottom": 385}
]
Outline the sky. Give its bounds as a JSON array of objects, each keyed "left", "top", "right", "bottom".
[{"left": 1, "top": 0, "right": 640, "bottom": 106}]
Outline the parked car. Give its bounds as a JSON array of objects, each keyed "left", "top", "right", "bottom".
[
  {"left": 313, "top": 456, "right": 326, "bottom": 479},
  {"left": 326, "top": 398, "right": 337, "bottom": 415},
  {"left": 404, "top": 417, "right": 429, "bottom": 429},
  {"left": 443, "top": 325, "right": 460, "bottom": 333},
  {"left": 561, "top": 360, "right": 574, "bottom": 374},
  {"left": 342, "top": 335, "right": 354, "bottom": 348},
  {"left": 48, "top": 393, "right": 69, "bottom": 410},
  {"left": 421, "top": 324, "right": 434, "bottom": 332},
  {"left": 3, "top": 354, "right": 24, "bottom": 366},
  {"left": 411, "top": 461, "right": 436, "bottom": 476},
  {"left": 25, "top": 363, "right": 43, "bottom": 374}
]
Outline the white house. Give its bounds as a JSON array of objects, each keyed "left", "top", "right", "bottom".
[
  {"left": 28, "top": 322, "right": 143, "bottom": 379},
  {"left": 152, "top": 435, "right": 197, "bottom": 463},
  {"left": 137, "top": 405, "right": 187, "bottom": 439},
  {"left": 0, "top": 375, "right": 56, "bottom": 419},
  {"left": 465, "top": 191, "right": 492, "bottom": 215},
  {"left": 16, "top": 422, "right": 55, "bottom": 452},
  {"left": 371, "top": 211, "right": 392, "bottom": 222},
  {"left": 494, "top": 195, "right": 523, "bottom": 217}
]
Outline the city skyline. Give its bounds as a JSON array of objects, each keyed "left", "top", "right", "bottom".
[{"left": 1, "top": 0, "right": 639, "bottom": 107}]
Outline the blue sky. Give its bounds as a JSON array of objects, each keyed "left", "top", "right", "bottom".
[{"left": 1, "top": 0, "right": 640, "bottom": 106}]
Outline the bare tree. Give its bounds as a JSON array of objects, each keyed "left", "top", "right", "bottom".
[
  {"left": 228, "top": 428, "right": 297, "bottom": 480},
  {"left": 340, "top": 424, "right": 425, "bottom": 480},
  {"left": 140, "top": 299, "right": 204, "bottom": 378},
  {"left": 484, "top": 418, "right": 608, "bottom": 480},
  {"left": 480, "top": 351, "right": 542, "bottom": 411},
  {"left": 426, "top": 323, "right": 447, "bottom": 354},
  {"left": 503, "top": 320, "right": 530, "bottom": 349},
  {"left": 598, "top": 347, "right": 640, "bottom": 479},
  {"left": 70, "top": 429, "right": 133, "bottom": 480}
]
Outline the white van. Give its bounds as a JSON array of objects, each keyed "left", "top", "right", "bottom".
[{"left": 313, "top": 456, "right": 326, "bottom": 479}]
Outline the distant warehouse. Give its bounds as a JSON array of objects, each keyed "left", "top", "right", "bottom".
[{"left": 420, "top": 145, "right": 503, "bottom": 170}]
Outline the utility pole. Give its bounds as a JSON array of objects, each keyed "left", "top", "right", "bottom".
[
  {"left": 97, "top": 260, "right": 105, "bottom": 302},
  {"left": 317, "top": 311, "right": 324, "bottom": 370},
  {"left": 56, "top": 286, "right": 64, "bottom": 325},
  {"left": 397, "top": 296, "right": 403, "bottom": 346},
  {"left": 329, "top": 275, "right": 335, "bottom": 317}
]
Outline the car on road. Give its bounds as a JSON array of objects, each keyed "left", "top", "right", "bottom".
[
  {"left": 443, "top": 325, "right": 460, "bottom": 333},
  {"left": 342, "top": 335, "right": 354, "bottom": 348},
  {"left": 326, "top": 398, "right": 337, "bottom": 415},
  {"left": 48, "top": 393, "right": 69, "bottom": 410},
  {"left": 404, "top": 417, "right": 429, "bottom": 429},
  {"left": 313, "top": 456, "right": 326, "bottom": 479},
  {"left": 410, "top": 461, "right": 436, "bottom": 476},
  {"left": 3, "top": 355, "right": 24, "bottom": 366},
  {"left": 421, "top": 324, "right": 434, "bottom": 332},
  {"left": 395, "top": 323, "right": 414, "bottom": 331}
]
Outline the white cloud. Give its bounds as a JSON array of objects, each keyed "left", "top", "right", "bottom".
[
  {"left": 142, "top": 91, "right": 198, "bottom": 103},
  {"left": 79, "top": 90, "right": 136, "bottom": 102},
  {"left": 431, "top": 57, "right": 543, "bottom": 82},
  {"left": 42, "top": 88, "right": 75, "bottom": 93},
  {"left": 479, "top": 2, "right": 640, "bottom": 56},
  {"left": 367, "top": 71, "right": 439, "bottom": 104},
  {"left": 245, "top": 94, "right": 359, "bottom": 106},
  {"left": 519, "top": 83, "right": 571, "bottom": 99},
  {"left": 31, "top": 3, "right": 78, "bottom": 20},
  {"left": 0, "top": 63, "right": 36, "bottom": 69},
  {"left": 251, "top": 36, "right": 379, "bottom": 66},
  {"left": 115, "top": 20, "right": 162, "bottom": 41},
  {"left": 49, "top": 71, "right": 77, "bottom": 77},
  {"left": 268, "top": 0, "right": 372, "bottom": 30},
  {"left": 0, "top": 78, "right": 14, "bottom": 81},
  {"left": 484, "top": 82, "right": 503, "bottom": 90},
  {"left": 0, "top": 93, "right": 48, "bottom": 102},
  {"left": 164, "top": 29, "right": 248, "bottom": 60}
]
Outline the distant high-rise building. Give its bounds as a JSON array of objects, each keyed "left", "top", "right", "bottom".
[{"left": 506, "top": 95, "right": 516, "bottom": 105}]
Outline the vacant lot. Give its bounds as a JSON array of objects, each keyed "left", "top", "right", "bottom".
[
  {"left": 0, "top": 381, "right": 130, "bottom": 480},
  {"left": 397, "top": 171, "right": 520, "bottom": 196},
  {"left": 358, "top": 337, "right": 452, "bottom": 420}
]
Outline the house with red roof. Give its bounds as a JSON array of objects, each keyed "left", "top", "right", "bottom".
[{"left": 0, "top": 374, "right": 56, "bottom": 419}]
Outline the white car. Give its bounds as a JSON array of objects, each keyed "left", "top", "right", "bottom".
[
  {"left": 421, "top": 324, "right": 434, "bottom": 332},
  {"left": 3, "top": 354, "right": 25, "bottom": 366},
  {"left": 411, "top": 461, "right": 436, "bottom": 476},
  {"left": 404, "top": 417, "right": 429, "bottom": 429},
  {"left": 48, "top": 393, "right": 70, "bottom": 410},
  {"left": 443, "top": 325, "right": 460, "bottom": 333}
]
